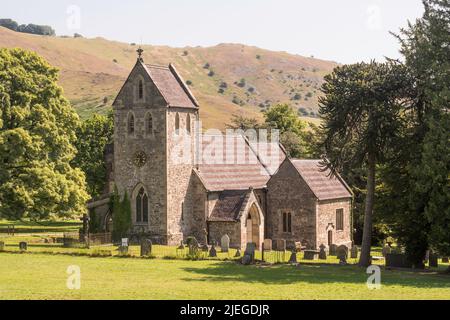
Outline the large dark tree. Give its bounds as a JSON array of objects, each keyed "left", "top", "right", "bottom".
[{"left": 319, "top": 61, "right": 412, "bottom": 267}]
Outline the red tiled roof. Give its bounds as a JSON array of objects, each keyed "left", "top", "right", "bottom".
[
  {"left": 290, "top": 159, "right": 352, "bottom": 200},
  {"left": 143, "top": 63, "right": 198, "bottom": 109},
  {"left": 208, "top": 190, "right": 250, "bottom": 222},
  {"left": 196, "top": 134, "right": 284, "bottom": 191}
]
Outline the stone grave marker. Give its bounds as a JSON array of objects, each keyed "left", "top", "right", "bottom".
[
  {"left": 221, "top": 234, "right": 230, "bottom": 253},
  {"left": 234, "top": 248, "right": 241, "bottom": 258},
  {"left": 19, "top": 242, "right": 27, "bottom": 251},
  {"left": 337, "top": 245, "right": 348, "bottom": 265},
  {"left": 303, "top": 250, "right": 319, "bottom": 260},
  {"left": 274, "top": 239, "right": 286, "bottom": 251},
  {"left": 319, "top": 244, "right": 327, "bottom": 260},
  {"left": 351, "top": 245, "right": 359, "bottom": 259},
  {"left": 121, "top": 238, "right": 128, "bottom": 247},
  {"left": 209, "top": 243, "right": 217, "bottom": 257},
  {"left": 429, "top": 253, "right": 438, "bottom": 268},
  {"left": 118, "top": 245, "right": 128, "bottom": 255},
  {"left": 263, "top": 239, "right": 272, "bottom": 251},
  {"left": 288, "top": 249, "right": 297, "bottom": 264},
  {"left": 177, "top": 240, "right": 185, "bottom": 250},
  {"left": 242, "top": 242, "right": 256, "bottom": 265},
  {"left": 140, "top": 239, "right": 152, "bottom": 257},
  {"left": 0, "top": 241, "right": 4, "bottom": 252},
  {"left": 329, "top": 244, "right": 337, "bottom": 256},
  {"left": 382, "top": 244, "right": 392, "bottom": 257}
]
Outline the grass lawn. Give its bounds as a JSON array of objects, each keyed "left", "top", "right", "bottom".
[
  {"left": 1, "top": 252, "right": 449, "bottom": 300},
  {"left": 0, "top": 219, "right": 81, "bottom": 235}
]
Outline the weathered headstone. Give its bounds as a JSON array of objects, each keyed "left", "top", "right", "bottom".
[
  {"left": 288, "top": 250, "right": 298, "bottom": 264},
  {"left": 442, "top": 257, "right": 449, "bottom": 263},
  {"left": 329, "top": 244, "right": 337, "bottom": 256},
  {"left": 429, "top": 253, "right": 438, "bottom": 268},
  {"left": 221, "top": 234, "right": 230, "bottom": 253},
  {"left": 385, "top": 253, "right": 413, "bottom": 268},
  {"left": 242, "top": 254, "right": 252, "bottom": 265},
  {"left": 121, "top": 238, "right": 129, "bottom": 247},
  {"left": 303, "top": 250, "right": 319, "bottom": 260},
  {"left": 118, "top": 245, "right": 128, "bottom": 255},
  {"left": 209, "top": 243, "right": 217, "bottom": 257},
  {"left": 337, "top": 245, "right": 348, "bottom": 265},
  {"left": 234, "top": 248, "right": 241, "bottom": 258},
  {"left": 242, "top": 242, "right": 256, "bottom": 265},
  {"left": 274, "top": 239, "right": 286, "bottom": 251},
  {"left": 319, "top": 244, "right": 327, "bottom": 260},
  {"left": 178, "top": 240, "right": 185, "bottom": 250},
  {"left": 19, "top": 242, "right": 27, "bottom": 251},
  {"left": 140, "top": 239, "right": 152, "bottom": 257},
  {"left": 350, "top": 245, "right": 359, "bottom": 259},
  {"left": 382, "top": 244, "right": 392, "bottom": 257},
  {"left": 263, "top": 239, "right": 272, "bottom": 251},
  {"left": 0, "top": 241, "right": 4, "bottom": 252}
]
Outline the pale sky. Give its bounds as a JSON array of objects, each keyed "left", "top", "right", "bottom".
[{"left": 2, "top": 0, "right": 424, "bottom": 64}]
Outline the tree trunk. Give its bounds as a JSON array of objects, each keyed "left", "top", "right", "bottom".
[{"left": 359, "top": 152, "right": 376, "bottom": 267}]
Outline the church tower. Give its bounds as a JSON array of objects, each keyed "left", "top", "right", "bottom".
[{"left": 112, "top": 49, "right": 199, "bottom": 244}]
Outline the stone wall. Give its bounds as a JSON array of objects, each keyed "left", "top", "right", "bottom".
[
  {"left": 266, "top": 160, "right": 318, "bottom": 249},
  {"left": 317, "top": 198, "right": 352, "bottom": 248},
  {"left": 208, "top": 222, "right": 241, "bottom": 249}
]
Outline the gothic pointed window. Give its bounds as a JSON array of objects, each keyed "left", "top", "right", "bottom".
[
  {"left": 146, "top": 113, "right": 153, "bottom": 135},
  {"left": 186, "top": 114, "right": 191, "bottom": 135},
  {"left": 138, "top": 79, "right": 144, "bottom": 100},
  {"left": 135, "top": 187, "right": 149, "bottom": 223},
  {"left": 175, "top": 112, "right": 180, "bottom": 135},
  {"left": 282, "top": 212, "right": 292, "bottom": 233},
  {"left": 128, "top": 113, "right": 135, "bottom": 135}
]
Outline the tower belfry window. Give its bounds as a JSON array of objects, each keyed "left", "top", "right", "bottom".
[{"left": 138, "top": 80, "right": 144, "bottom": 100}]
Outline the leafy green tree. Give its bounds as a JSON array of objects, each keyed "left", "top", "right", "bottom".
[
  {"left": 319, "top": 61, "right": 412, "bottom": 267},
  {"left": 264, "top": 104, "right": 308, "bottom": 158},
  {"left": 73, "top": 112, "right": 113, "bottom": 198},
  {"left": 226, "top": 114, "right": 262, "bottom": 130},
  {"left": 0, "top": 48, "right": 89, "bottom": 220}
]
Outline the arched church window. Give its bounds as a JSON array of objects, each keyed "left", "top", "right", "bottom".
[
  {"left": 136, "top": 187, "right": 149, "bottom": 223},
  {"left": 138, "top": 79, "right": 144, "bottom": 100},
  {"left": 146, "top": 113, "right": 153, "bottom": 135},
  {"left": 175, "top": 112, "right": 180, "bottom": 134},
  {"left": 186, "top": 114, "right": 191, "bottom": 135},
  {"left": 128, "top": 113, "right": 135, "bottom": 135}
]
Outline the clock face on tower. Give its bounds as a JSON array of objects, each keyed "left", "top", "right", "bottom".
[{"left": 133, "top": 151, "right": 147, "bottom": 167}]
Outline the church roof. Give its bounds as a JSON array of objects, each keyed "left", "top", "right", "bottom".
[
  {"left": 195, "top": 134, "right": 286, "bottom": 191},
  {"left": 208, "top": 189, "right": 251, "bottom": 222},
  {"left": 143, "top": 63, "right": 199, "bottom": 109},
  {"left": 290, "top": 159, "right": 352, "bottom": 200}
]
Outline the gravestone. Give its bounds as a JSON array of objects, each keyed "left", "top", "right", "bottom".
[
  {"left": 337, "top": 245, "right": 348, "bottom": 265},
  {"left": 442, "top": 257, "right": 449, "bottom": 263},
  {"left": 140, "top": 239, "right": 152, "bottom": 257},
  {"left": 263, "top": 239, "right": 272, "bottom": 251},
  {"left": 295, "top": 242, "right": 303, "bottom": 252},
  {"left": 429, "top": 253, "right": 438, "bottom": 268},
  {"left": 382, "top": 244, "right": 392, "bottom": 257},
  {"left": 319, "top": 244, "right": 327, "bottom": 260},
  {"left": 288, "top": 250, "right": 297, "bottom": 264},
  {"left": 19, "top": 242, "right": 27, "bottom": 251},
  {"left": 221, "top": 234, "right": 230, "bottom": 253},
  {"left": 121, "top": 238, "right": 129, "bottom": 247},
  {"left": 118, "top": 245, "right": 128, "bottom": 255},
  {"left": 209, "top": 243, "right": 217, "bottom": 257},
  {"left": 303, "top": 250, "right": 319, "bottom": 260},
  {"left": 385, "top": 253, "right": 413, "bottom": 268},
  {"left": 350, "top": 245, "right": 359, "bottom": 259},
  {"left": 234, "top": 248, "right": 241, "bottom": 258},
  {"left": 0, "top": 241, "right": 4, "bottom": 252},
  {"left": 177, "top": 240, "right": 185, "bottom": 250},
  {"left": 329, "top": 244, "right": 337, "bottom": 256},
  {"left": 274, "top": 239, "right": 286, "bottom": 251},
  {"left": 242, "top": 243, "right": 256, "bottom": 265}
]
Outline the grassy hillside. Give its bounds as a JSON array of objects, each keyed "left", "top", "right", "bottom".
[{"left": 0, "top": 27, "right": 336, "bottom": 129}]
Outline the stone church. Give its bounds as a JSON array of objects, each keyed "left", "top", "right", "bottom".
[{"left": 88, "top": 52, "right": 353, "bottom": 250}]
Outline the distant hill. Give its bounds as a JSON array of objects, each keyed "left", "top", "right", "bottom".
[{"left": 0, "top": 26, "right": 337, "bottom": 129}]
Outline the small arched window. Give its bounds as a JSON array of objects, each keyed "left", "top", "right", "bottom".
[
  {"left": 175, "top": 112, "right": 180, "bottom": 134},
  {"left": 128, "top": 113, "right": 135, "bottom": 135},
  {"left": 186, "top": 114, "right": 191, "bottom": 135},
  {"left": 136, "top": 187, "right": 149, "bottom": 223},
  {"left": 138, "top": 79, "right": 144, "bottom": 100},
  {"left": 146, "top": 113, "right": 153, "bottom": 135}
]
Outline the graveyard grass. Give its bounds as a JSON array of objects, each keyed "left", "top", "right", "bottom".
[{"left": 1, "top": 252, "right": 450, "bottom": 300}]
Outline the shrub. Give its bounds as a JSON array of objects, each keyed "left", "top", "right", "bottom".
[
  {"left": 186, "top": 80, "right": 193, "bottom": 86},
  {"left": 182, "top": 50, "right": 188, "bottom": 56},
  {"left": 237, "top": 78, "right": 246, "bottom": 88},
  {"left": 113, "top": 59, "right": 118, "bottom": 63},
  {"left": 218, "top": 88, "right": 224, "bottom": 94},
  {"left": 74, "top": 33, "right": 83, "bottom": 38},
  {"left": 256, "top": 54, "right": 261, "bottom": 60},
  {"left": 292, "top": 93, "right": 302, "bottom": 100},
  {"left": 203, "top": 63, "right": 210, "bottom": 69},
  {"left": 247, "top": 87, "right": 255, "bottom": 93},
  {"left": 305, "top": 92, "right": 313, "bottom": 98},
  {"left": 219, "top": 82, "right": 228, "bottom": 89},
  {"left": 208, "top": 70, "right": 215, "bottom": 77}
]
